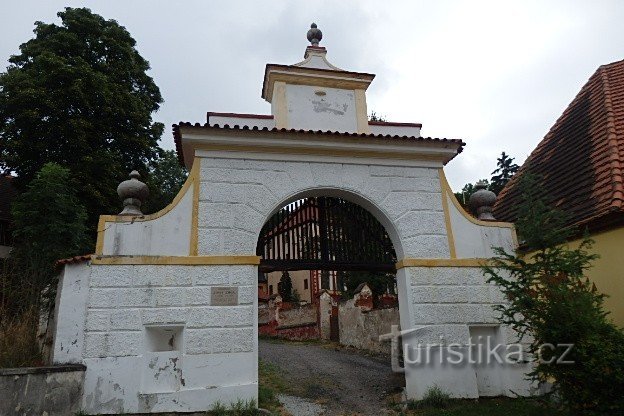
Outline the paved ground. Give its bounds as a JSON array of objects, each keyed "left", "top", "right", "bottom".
[{"left": 259, "top": 339, "right": 404, "bottom": 416}]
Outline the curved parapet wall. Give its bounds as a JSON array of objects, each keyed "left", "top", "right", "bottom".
[
  {"left": 95, "top": 160, "right": 200, "bottom": 257},
  {"left": 438, "top": 170, "right": 517, "bottom": 259}
]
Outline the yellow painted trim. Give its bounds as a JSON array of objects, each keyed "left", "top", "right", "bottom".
[
  {"left": 95, "top": 216, "right": 106, "bottom": 255},
  {"left": 91, "top": 255, "right": 261, "bottom": 266},
  {"left": 438, "top": 169, "right": 519, "bottom": 248},
  {"left": 396, "top": 258, "right": 490, "bottom": 269},
  {"left": 94, "top": 160, "right": 201, "bottom": 255},
  {"left": 190, "top": 157, "right": 200, "bottom": 256},
  {"left": 273, "top": 81, "right": 288, "bottom": 128},
  {"left": 194, "top": 143, "right": 451, "bottom": 163},
  {"left": 439, "top": 173, "right": 457, "bottom": 259},
  {"left": 354, "top": 89, "right": 371, "bottom": 134},
  {"left": 438, "top": 170, "right": 516, "bottom": 229}
]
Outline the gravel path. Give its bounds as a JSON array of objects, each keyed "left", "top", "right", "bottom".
[{"left": 259, "top": 339, "right": 404, "bottom": 416}]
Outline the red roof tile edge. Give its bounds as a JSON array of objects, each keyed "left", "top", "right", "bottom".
[
  {"left": 207, "top": 112, "right": 274, "bottom": 120},
  {"left": 56, "top": 254, "right": 93, "bottom": 267},
  {"left": 599, "top": 67, "right": 624, "bottom": 210},
  {"left": 369, "top": 121, "right": 423, "bottom": 128},
  {"left": 173, "top": 122, "right": 465, "bottom": 166}
]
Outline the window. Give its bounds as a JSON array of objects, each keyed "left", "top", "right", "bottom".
[
  {"left": 269, "top": 285, "right": 273, "bottom": 295},
  {"left": 304, "top": 279, "right": 309, "bottom": 290}
]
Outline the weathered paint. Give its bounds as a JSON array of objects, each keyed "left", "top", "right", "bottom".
[{"left": 285, "top": 84, "right": 358, "bottom": 133}]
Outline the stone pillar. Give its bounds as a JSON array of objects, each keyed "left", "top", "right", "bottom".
[{"left": 318, "top": 291, "right": 332, "bottom": 340}]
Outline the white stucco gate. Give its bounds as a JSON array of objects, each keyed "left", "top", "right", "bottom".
[{"left": 52, "top": 25, "right": 533, "bottom": 414}]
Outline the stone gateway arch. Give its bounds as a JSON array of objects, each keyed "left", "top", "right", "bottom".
[{"left": 52, "top": 25, "right": 533, "bottom": 414}]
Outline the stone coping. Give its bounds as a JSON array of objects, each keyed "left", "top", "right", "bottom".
[{"left": 0, "top": 364, "right": 86, "bottom": 376}]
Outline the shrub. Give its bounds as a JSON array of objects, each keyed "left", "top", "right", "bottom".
[
  {"left": 484, "top": 174, "right": 624, "bottom": 414},
  {"left": 406, "top": 385, "right": 451, "bottom": 410}
]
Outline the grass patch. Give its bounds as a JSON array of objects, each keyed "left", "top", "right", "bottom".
[
  {"left": 0, "top": 307, "right": 43, "bottom": 368},
  {"left": 206, "top": 399, "right": 258, "bottom": 415},
  {"left": 258, "top": 359, "right": 289, "bottom": 413},
  {"left": 395, "top": 397, "right": 564, "bottom": 416}
]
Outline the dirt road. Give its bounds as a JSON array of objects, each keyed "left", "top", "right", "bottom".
[{"left": 259, "top": 339, "right": 404, "bottom": 415}]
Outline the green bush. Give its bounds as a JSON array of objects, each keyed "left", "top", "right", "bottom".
[{"left": 484, "top": 174, "right": 624, "bottom": 415}]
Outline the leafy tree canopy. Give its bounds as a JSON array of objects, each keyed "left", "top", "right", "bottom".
[
  {"left": 143, "top": 150, "right": 188, "bottom": 214},
  {"left": 10, "top": 163, "right": 89, "bottom": 307},
  {"left": 0, "top": 7, "right": 164, "bottom": 229}
]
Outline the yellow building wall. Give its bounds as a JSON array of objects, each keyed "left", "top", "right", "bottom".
[
  {"left": 267, "top": 270, "right": 312, "bottom": 303},
  {"left": 570, "top": 227, "right": 624, "bottom": 328}
]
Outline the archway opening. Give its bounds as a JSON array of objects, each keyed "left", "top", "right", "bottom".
[{"left": 255, "top": 196, "right": 404, "bottom": 413}]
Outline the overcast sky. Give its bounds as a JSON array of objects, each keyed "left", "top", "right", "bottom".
[{"left": 1, "top": 1, "right": 623, "bottom": 190}]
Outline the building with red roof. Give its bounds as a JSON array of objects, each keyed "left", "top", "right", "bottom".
[{"left": 494, "top": 59, "right": 624, "bottom": 325}]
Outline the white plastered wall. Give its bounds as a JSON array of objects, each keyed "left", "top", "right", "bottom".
[
  {"left": 445, "top": 190, "right": 516, "bottom": 258},
  {"left": 97, "top": 178, "right": 194, "bottom": 256},
  {"left": 53, "top": 261, "right": 258, "bottom": 414},
  {"left": 196, "top": 155, "right": 450, "bottom": 260},
  {"left": 285, "top": 84, "right": 359, "bottom": 133}
]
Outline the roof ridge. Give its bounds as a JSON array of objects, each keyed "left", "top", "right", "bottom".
[{"left": 598, "top": 66, "right": 624, "bottom": 210}]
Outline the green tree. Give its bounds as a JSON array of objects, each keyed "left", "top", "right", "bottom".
[
  {"left": 144, "top": 150, "right": 188, "bottom": 214},
  {"left": 339, "top": 270, "right": 395, "bottom": 303},
  {"left": 10, "top": 163, "right": 89, "bottom": 308},
  {"left": 368, "top": 111, "right": 387, "bottom": 122},
  {"left": 483, "top": 174, "right": 624, "bottom": 414},
  {"left": 455, "top": 151, "right": 519, "bottom": 212},
  {"left": 278, "top": 271, "right": 293, "bottom": 302},
  {"left": 489, "top": 151, "right": 519, "bottom": 195},
  {"left": 0, "top": 7, "right": 164, "bottom": 230}
]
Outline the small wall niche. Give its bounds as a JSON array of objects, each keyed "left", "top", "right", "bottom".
[{"left": 144, "top": 325, "right": 184, "bottom": 352}]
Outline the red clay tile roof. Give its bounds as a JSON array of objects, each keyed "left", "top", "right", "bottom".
[
  {"left": 173, "top": 122, "right": 464, "bottom": 166},
  {"left": 207, "top": 112, "right": 274, "bottom": 120},
  {"left": 56, "top": 254, "right": 93, "bottom": 266},
  {"left": 494, "top": 59, "right": 624, "bottom": 232}
]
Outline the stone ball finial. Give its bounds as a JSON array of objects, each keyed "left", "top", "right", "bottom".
[
  {"left": 469, "top": 180, "right": 497, "bottom": 221},
  {"left": 307, "top": 23, "right": 322, "bottom": 46},
  {"left": 117, "top": 170, "right": 149, "bottom": 216}
]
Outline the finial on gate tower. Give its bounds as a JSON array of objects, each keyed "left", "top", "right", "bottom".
[
  {"left": 307, "top": 23, "right": 322, "bottom": 46},
  {"left": 117, "top": 170, "right": 149, "bottom": 216},
  {"left": 469, "top": 180, "right": 497, "bottom": 221}
]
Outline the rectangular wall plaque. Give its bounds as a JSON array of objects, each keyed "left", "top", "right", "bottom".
[{"left": 211, "top": 287, "right": 239, "bottom": 306}]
